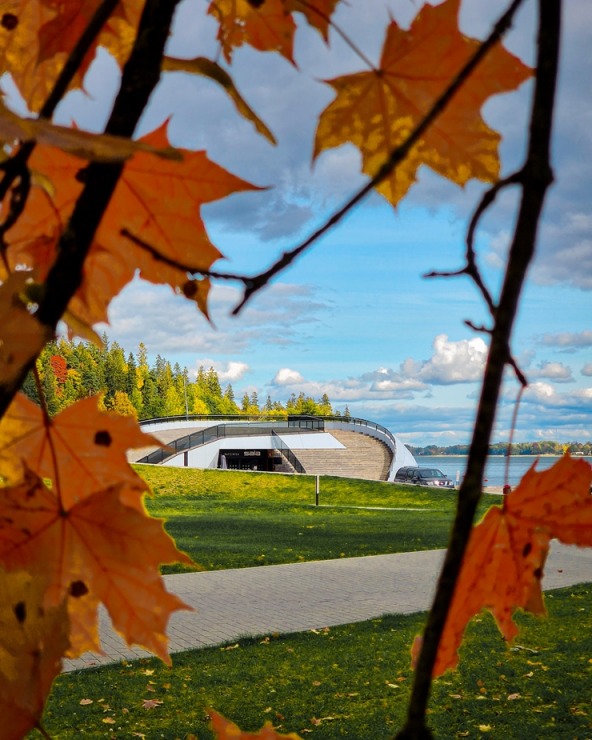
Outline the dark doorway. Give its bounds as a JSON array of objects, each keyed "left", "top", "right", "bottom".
[{"left": 218, "top": 449, "right": 280, "bottom": 472}]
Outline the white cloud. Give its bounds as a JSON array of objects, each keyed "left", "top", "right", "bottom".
[
  {"left": 272, "top": 368, "right": 305, "bottom": 385},
  {"left": 582, "top": 363, "right": 592, "bottom": 377},
  {"left": 98, "top": 279, "right": 331, "bottom": 357},
  {"left": 528, "top": 362, "right": 573, "bottom": 383},
  {"left": 539, "top": 330, "right": 592, "bottom": 349},
  {"left": 410, "top": 334, "right": 488, "bottom": 385},
  {"left": 194, "top": 359, "right": 250, "bottom": 382}
]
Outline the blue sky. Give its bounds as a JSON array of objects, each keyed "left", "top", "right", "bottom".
[{"left": 17, "top": 0, "right": 591, "bottom": 446}]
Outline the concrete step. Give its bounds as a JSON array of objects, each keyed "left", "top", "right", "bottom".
[{"left": 294, "top": 430, "right": 392, "bottom": 481}]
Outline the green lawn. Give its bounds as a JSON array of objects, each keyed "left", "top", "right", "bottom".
[
  {"left": 137, "top": 466, "right": 498, "bottom": 572},
  {"left": 34, "top": 584, "right": 592, "bottom": 738}
]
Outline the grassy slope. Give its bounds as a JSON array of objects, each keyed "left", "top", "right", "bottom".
[
  {"left": 137, "top": 466, "right": 497, "bottom": 572},
  {"left": 36, "top": 584, "right": 592, "bottom": 738}
]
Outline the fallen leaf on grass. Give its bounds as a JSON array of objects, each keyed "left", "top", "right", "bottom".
[
  {"left": 79, "top": 698, "right": 93, "bottom": 705},
  {"left": 142, "top": 699, "right": 163, "bottom": 709},
  {"left": 102, "top": 717, "right": 116, "bottom": 724},
  {"left": 507, "top": 693, "right": 521, "bottom": 700}
]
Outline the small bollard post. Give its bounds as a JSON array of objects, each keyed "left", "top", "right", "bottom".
[{"left": 315, "top": 475, "right": 320, "bottom": 506}]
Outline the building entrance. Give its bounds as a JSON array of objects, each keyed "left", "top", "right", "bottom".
[{"left": 218, "top": 449, "right": 281, "bottom": 472}]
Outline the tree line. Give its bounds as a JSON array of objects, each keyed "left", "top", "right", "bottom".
[
  {"left": 410, "top": 441, "right": 592, "bottom": 456},
  {"left": 22, "top": 337, "right": 338, "bottom": 420}
]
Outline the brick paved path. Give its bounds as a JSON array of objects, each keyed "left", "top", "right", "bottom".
[{"left": 63, "top": 542, "right": 592, "bottom": 672}]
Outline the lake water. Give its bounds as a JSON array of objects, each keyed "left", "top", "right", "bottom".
[{"left": 413, "top": 454, "right": 592, "bottom": 489}]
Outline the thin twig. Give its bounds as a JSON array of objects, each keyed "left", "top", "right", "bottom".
[
  {"left": 505, "top": 384, "right": 526, "bottom": 484},
  {"left": 120, "top": 228, "right": 250, "bottom": 283},
  {"left": 464, "top": 320, "right": 491, "bottom": 335},
  {"left": 508, "top": 356, "right": 528, "bottom": 387},
  {"left": 231, "top": 0, "right": 528, "bottom": 315}
]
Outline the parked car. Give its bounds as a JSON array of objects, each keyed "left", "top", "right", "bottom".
[{"left": 394, "top": 466, "right": 454, "bottom": 488}]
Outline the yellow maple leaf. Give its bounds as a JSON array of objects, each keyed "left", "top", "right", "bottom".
[
  {"left": 0, "top": 568, "right": 69, "bottom": 740},
  {"left": 0, "top": 0, "right": 142, "bottom": 113},
  {"left": 313, "top": 0, "right": 532, "bottom": 205}
]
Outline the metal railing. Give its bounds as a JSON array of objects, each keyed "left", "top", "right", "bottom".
[
  {"left": 271, "top": 431, "right": 306, "bottom": 473},
  {"left": 137, "top": 413, "right": 398, "bottom": 469},
  {"left": 137, "top": 417, "right": 324, "bottom": 465}
]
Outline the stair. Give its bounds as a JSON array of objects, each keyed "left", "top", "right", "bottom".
[{"left": 293, "top": 430, "right": 392, "bottom": 481}]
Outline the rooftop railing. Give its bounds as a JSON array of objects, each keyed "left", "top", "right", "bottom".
[{"left": 137, "top": 414, "right": 397, "bottom": 468}]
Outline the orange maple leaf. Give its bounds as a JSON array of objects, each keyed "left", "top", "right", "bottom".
[
  {"left": 0, "top": 0, "right": 142, "bottom": 112},
  {"left": 0, "top": 274, "right": 51, "bottom": 384},
  {"left": 210, "top": 709, "right": 303, "bottom": 739},
  {"left": 0, "top": 568, "right": 70, "bottom": 740},
  {"left": 0, "top": 392, "right": 160, "bottom": 508},
  {"left": 5, "top": 120, "right": 258, "bottom": 326},
  {"left": 285, "top": 0, "right": 340, "bottom": 42},
  {"left": 313, "top": 0, "right": 532, "bottom": 205},
  {"left": 208, "top": 0, "right": 341, "bottom": 63},
  {"left": 433, "top": 454, "right": 592, "bottom": 676},
  {"left": 0, "top": 468, "right": 192, "bottom": 661},
  {"left": 208, "top": 0, "right": 296, "bottom": 63}
]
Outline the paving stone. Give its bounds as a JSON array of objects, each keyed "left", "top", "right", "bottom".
[{"left": 63, "top": 543, "right": 592, "bottom": 672}]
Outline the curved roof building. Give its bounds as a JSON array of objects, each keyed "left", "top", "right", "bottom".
[{"left": 134, "top": 414, "right": 416, "bottom": 482}]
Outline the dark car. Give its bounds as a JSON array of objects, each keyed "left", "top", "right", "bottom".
[{"left": 394, "top": 466, "right": 454, "bottom": 488}]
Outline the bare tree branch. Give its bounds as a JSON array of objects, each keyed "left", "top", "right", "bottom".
[
  {"left": 231, "top": 0, "right": 528, "bottom": 315},
  {"left": 397, "top": 1, "right": 561, "bottom": 736}
]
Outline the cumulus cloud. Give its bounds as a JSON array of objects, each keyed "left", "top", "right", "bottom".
[
  {"left": 98, "top": 278, "right": 332, "bottom": 357},
  {"left": 272, "top": 368, "right": 305, "bottom": 385},
  {"left": 539, "top": 330, "right": 592, "bottom": 349},
  {"left": 408, "top": 334, "right": 488, "bottom": 385},
  {"left": 582, "top": 363, "right": 592, "bottom": 377},
  {"left": 193, "top": 359, "right": 250, "bottom": 382},
  {"left": 528, "top": 362, "right": 574, "bottom": 383}
]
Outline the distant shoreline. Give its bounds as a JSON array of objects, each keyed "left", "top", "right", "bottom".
[{"left": 413, "top": 453, "right": 586, "bottom": 458}]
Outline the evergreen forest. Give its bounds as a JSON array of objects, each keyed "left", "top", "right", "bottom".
[{"left": 22, "top": 337, "right": 336, "bottom": 420}]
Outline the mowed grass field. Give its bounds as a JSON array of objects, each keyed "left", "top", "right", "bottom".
[
  {"left": 27, "top": 467, "right": 592, "bottom": 738},
  {"left": 137, "top": 466, "right": 498, "bottom": 572},
  {"left": 34, "top": 585, "right": 592, "bottom": 738}
]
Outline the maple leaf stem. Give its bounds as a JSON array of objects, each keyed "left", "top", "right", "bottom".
[
  {"left": 231, "top": 0, "right": 528, "bottom": 316},
  {"left": 0, "top": 0, "right": 182, "bottom": 418},
  {"left": 397, "top": 1, "right": 561, "bottom": 736},
  {"left": 34, "top": 722, "right": 52, "bottom": 740},
  {"left": 296, "top": 0, "right": 377, "bottom": 71}
]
